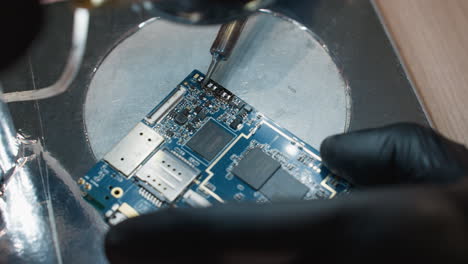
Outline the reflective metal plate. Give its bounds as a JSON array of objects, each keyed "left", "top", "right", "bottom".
[{"left": 84, "top": 11, "right": 351, "bottom": 159}]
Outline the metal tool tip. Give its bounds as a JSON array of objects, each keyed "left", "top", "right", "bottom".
[
  {"left": 203, "top": 55, "right": 220, "bottom": 87},
  {"left": 202, "top": 76, "right": 210, "bottom": 87}
]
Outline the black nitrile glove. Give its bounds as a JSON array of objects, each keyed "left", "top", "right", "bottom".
[{"left": 105, "top": 123, "right": 468, "bottom": 264}]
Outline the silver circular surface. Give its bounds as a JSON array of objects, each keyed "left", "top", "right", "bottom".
[{"left": 85, "top": 11, "right": 351, "bottom": 159}]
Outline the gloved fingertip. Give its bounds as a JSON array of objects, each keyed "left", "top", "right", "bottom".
[
  {"left": 319, "top": 135, "right": 337, "bottom": 159},
  {"left": 320, "top": 134, "right": 347, "bottom": 171},
  {"left": 319, "top": 129, "right": 393, "bottom": 186},
  {"left": 104, "top": 226, "right": 120, "bottom": 250},
  {"left": 104, "top": 225, "right": 127, "bottom": 263}
]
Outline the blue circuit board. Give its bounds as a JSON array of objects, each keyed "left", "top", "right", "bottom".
[{"left": 79, "top": 70, "right": 350, "bottom": 224}]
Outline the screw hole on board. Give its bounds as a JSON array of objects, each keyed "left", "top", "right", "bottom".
[{"left": 111, "top": 187, "right": 124, "bottom": 198}]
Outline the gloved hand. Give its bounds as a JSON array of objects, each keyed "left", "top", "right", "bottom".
[{"left": 105, "top": 123, "right": 468, "bottom": 264}]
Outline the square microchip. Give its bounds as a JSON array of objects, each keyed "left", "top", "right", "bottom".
[
  {"left": 232, "top": 148, "right": 281, "bottom": 190},
  {"left": 260, "top": 169, "right": 309, "bottom": 201},
  {"left": 186, "top": 120, "right": 234, "bottom": 161}
]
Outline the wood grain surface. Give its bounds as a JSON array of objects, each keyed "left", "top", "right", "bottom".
[{"left": 373, "top": 0, "right": 468, "bottom": 145}]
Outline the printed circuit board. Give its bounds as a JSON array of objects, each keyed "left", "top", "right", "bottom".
[{"left": 79, "top": 70, "right": 350, "bottom": 224}]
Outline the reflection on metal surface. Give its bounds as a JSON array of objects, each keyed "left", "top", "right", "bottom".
[
  {"left": 136, "top": 149, "right": 200, "bottom": 202},
  {"left": 258, "top": 8, "right": 352, "bottom": 135},
  {"left": 2, "top": 8, "right": 89, "bottom": 103},
  {"left": 0, "top": 134, "right": 108, "bottom": 263},
  {"left": 0, "top": 86, "right": 107, "bottom": 263},
  {"left": 0, "top": 90, "right": 19, "bottom": 190},
  {"left": 85, "top": 10, "right": 351, "bottom": 160},
  {"left": 104, "top": 122, "right": 165, "bottom": 176},
  {"left": 0, "top": 92, "right": 62, "bottom": 262},
  {"left": 0, "top": 169, "right": 57, "bottom": 263}
]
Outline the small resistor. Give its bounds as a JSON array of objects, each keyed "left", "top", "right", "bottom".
[{"left": 234, "top": 193, "right": 245, "bottom": 201}]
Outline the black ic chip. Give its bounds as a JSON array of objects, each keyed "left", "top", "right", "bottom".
[
  {"left": 230, "top": 117, "right": 243, "bottom": 130},
  {"left": 186, "top": 123, "right": 195, "bottom": 132},
  {"left": 194, "top": 106, "right": 203, "bottom": 114},
  {"left": 260, "top": 169, "right": 309, "bottom": 201},
  {"left": 186, "top": 120, "right": 234, "bottom": 161},
  {"left": 174, "top": 112, "right": 188, "bottom": 125},
  {"left": 198, "top": 111, "right": 207, "bottom": 120},
  {"left": 232, "top": 148, "right": 281, "bottom": 190}
]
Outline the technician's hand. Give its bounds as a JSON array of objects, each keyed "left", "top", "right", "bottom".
[{"left": 105, "top": 123, "right": 468, "bottom": 264}]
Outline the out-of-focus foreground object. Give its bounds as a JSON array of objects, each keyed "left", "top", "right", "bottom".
[
  {"left": 75, "top": 0, "right": 275, "bottom": 24},
  {"left": 140, "top": 0, "right": 275, "bottom": 25},
  {"left": 0, "top": 1, "right": 43, "bottom": 71},
  {"left": 373, "top": 0, "right": 468, "bottom": 145},
  {"left": 2, "top": 7, "right": 89, "bottom": 103}
]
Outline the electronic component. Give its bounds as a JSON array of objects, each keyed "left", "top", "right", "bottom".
[
  {"left": 238, "top": 105, "right": 252, "bottom": 118},
  {"left": 174, "top": 112, "right": 188, "bottom": 125},
  {"left": 232, "top": 148, "right": 281, "bottom": 190},
  {"left": 229, "top": 97, "right": 245, "bottom": 109},
  {"left": 260, "top": 169, "right": 309, "bottom": 201},
  {"left": 166, "top": 130, "right": 174, "bottom": 137},
  {"left": 186, "top": 124, "right": 195, "bottom": 132},
  {"left": 139, "top": 188, "right": 164, "bottom": 207},
  {"left": 104, "top": 123, "right": 164, "bottom": 176},
  {"left": 197, "top": 110, "right": 207, "bottom": 120},
  {"left": 186, "top": 120, "right": 234, "bottom": 161},
  {"left": 136, "top": 149, "right": 200, "bottom": 202},
  {"left": 183, "top": 189, "right": 212, "bottom": 207},
  {"left": 230, "top": 116, "right": 243, "bottom": 130},
  {"left": 243, "top": 105, "right": 252, "bottom": 113},
  {"left": 146, "top": 86, "right": 186, "bottom": 124},
  {"left": 118, "top": 203, "right": 139, "bottom": 218},
  {"left": 81, "top": 70, "right": 350, "bottom": 225},
  {"left": 206, "top": 80, "right": 234, "bottom": 102},
  {"left": 108, "top": 211, "right": 127, "bottom": 225}
]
